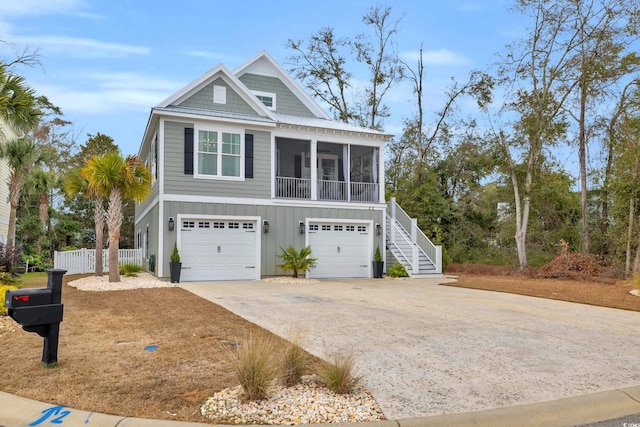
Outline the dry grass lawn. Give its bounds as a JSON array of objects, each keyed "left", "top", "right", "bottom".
[{"left": 1, "top": 269, "right": 639, "bottom": 423}]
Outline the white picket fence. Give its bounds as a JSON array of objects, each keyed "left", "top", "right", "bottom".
[{"left": 54, "top": 248, "right": 143, "bottom": 275}]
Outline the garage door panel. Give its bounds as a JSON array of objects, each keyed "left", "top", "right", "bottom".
[
  {"left": 308, "top": 223, "right": 369, "bottom": 279},
  {"left": 180, "top": 219, "right": 257, "bottom": 281}
]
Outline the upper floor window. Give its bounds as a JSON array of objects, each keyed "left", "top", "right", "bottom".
[
  {"left": 252, "top": 91, "right": 276, "bottom": 110},
  {"left": 196, "top": 128, "right": 242, "bottom": 179}
]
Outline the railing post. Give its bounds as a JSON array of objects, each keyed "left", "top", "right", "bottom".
[
  {"left": 390, "top": 197, "right": 396, "bottom": 244},
  {"left": 81, "top": 248, "right": 87, "bottom": 274},
  {"left": 435, "top": 245, "right": 442, "bottom": 274},
  {"left": 411, "top": 218, "right": 419, "bottom": 275}
]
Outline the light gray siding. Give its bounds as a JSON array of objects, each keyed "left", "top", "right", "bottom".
[
  {"left": 163, "top": 120, "right": 271, "bottom": 198},
  {"left": 136, "top": 128, "right": 159, "bottom": 216},
  {"left": 162, "top": 200, "right": 384, "bottom": 278},
  {"left": 135, "top": 203, "right": 159, "bottom": 274},
  {"left": 178, "top": 78, "right": 260, "bottom": 117},
  {"left": 239, "top": 73, "right": 315, "bottom": 118}
]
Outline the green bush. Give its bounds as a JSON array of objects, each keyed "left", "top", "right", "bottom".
[
  {"left": 0, "top": 272, "right": 22, "bottom": 286},
  {"left": 22, "top": 252, "right": 53, "bottom": 272},
  {"left": 120, "top": 263, "right": 142, "bottom": 277},
  {"left": 318, "top": 352, "right": 361, "bottom": 394},
  {"left": 387, "top": 263, "right": 408, "bottom": 278},
  {"left": 276, "top": 246, "right": 318, "bottom": 278},
  {"left": 170, "top": 243, "right": 180, "bottom": 263},
  {"left": 374, "top": 246, "right": 383, "bottom": 262},
  {"left": 229, "top": 331, "right": 278, "bottom": 401},
  {"left": 0, "top": 284, "right": 20, "bottom": 316},
  {"left": 280, "top": 329, "right": 307, "bottom": 387}
]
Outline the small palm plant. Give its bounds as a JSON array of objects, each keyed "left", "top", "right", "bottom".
[{"left": 276, "top": 246, "right": 318, "bottom": 278}]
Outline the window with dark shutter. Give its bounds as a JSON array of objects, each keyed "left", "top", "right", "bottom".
[
  {"left": 184, "top": 127, "right": 194, "bottom": 175},
  {"left": 245, "top": 133, "right": 254, "bottom": 179}
]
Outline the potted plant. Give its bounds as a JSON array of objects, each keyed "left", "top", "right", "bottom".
[
  {"left": 169, "top": 242, "right": 181, "bottom": 283},
  {"left": 373, "top": 246, "right": 384, "bottom": 279}
]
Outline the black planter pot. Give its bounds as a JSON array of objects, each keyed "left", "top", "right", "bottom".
[
  {"left": 169, "top": 262, "right": 182, "bottom": 283},
  {"left": 372, "top": 261, "right": 384, "bottom": 279}
]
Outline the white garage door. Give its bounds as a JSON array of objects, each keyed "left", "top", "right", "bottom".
[
  {"left": 307, "top": 222, "right": 370, "bottom": 279},
  {"left": 179, "top": 218, "right": 258, "bottom": 281}
]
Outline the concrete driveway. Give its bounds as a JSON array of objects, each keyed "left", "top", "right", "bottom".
[{"left": 180, "top": 278, "right": 640, "bottom": 420}]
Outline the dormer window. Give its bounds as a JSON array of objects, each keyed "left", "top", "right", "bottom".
[{"left": 252, "top": 90, "right": 276, "bottom": 110}]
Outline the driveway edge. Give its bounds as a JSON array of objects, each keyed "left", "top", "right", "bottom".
[{"left": 2, "top": 386, "right": 640, "bottom": 427}]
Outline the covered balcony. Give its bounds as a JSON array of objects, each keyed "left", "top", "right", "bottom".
[{"left": 275, "top": 137, "right": 381, "bottom": 203}]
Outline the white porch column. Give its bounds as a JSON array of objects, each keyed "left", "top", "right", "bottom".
[
  {"left": 310, "top": 139, "right": 317, "bottom": 200},
  {"left": 378, "top": 145, "right": 385, "bottom": 204},
  {"left": 411, "top": 218, "right": 419, "bottom": 275}
]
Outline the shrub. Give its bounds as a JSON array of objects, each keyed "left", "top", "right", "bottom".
[
  {"left": 0, "top": 284, "right": 20, "bottom": 316},
  {"left": 387, "top": 263, "right": 408, "bottom": 278},
  {"left": 23, "top": 252, "right": 53, "bottom": 272},
  {"left": 374, "top": 246, "right": 383, "bottom": 262},
  {"left": 170, "top": 243, "right": 180, "bottom": 263},
  {"left": 280, "top": 329, "right": 307, "bottom": 387},
  {"left": 318, "top": 352, "right": 361, "bottom": 394},
  {"left": 229, "top": 331, "right": 278, "bottom": 400},
  {"left": 276, "top": 246, "right": 318, "bottom": 278},
  {"left": 0, "top": 272, "right": 22, "bottom": 286},
  {"left": 120, "top": 263, "right": 142, "bottom": 277}
]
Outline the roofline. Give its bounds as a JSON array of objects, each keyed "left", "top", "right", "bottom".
[
  {"left": 234, "top": 51, "right": 332, "bottom": 121},
  {"left": 155, "top": 63, "right": 276, "bottom": 122}
]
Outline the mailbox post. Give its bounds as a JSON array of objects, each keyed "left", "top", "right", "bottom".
[{"left": 5, "top": 269, "right": 66, "bottom": 367}]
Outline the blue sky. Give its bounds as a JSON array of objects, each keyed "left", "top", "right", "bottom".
[{"left": 0, "top": 0, "right": 523, "bottom": 157}]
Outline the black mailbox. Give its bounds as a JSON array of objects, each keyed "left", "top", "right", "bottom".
[
  {"left": 6, "top": 288, "right": 63, "bottom": 327},
  {"left": 5, "top": 269, "right": 66, "bottom": 367}
]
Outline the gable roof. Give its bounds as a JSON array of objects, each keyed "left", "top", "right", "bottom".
[
  {"left": 155, "top": 63, "right": 275, "bottom": 121},
  {"left": 234, "top": 51, "right": 331, "bottom": 121}
]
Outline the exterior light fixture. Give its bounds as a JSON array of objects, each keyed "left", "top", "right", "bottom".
[
  {"left": 298, "top": 221, "right": 305, "bottom": 235},
  {"left": 376, "top": 223, "right": 382, "bottom": 235},
  {"left": 168, "top": 217, "right": 175, "bottom": 231},
  {"left": 263, "top": 220, "right": 269, "bottom": 234}
]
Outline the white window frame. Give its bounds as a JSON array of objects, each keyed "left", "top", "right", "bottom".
[
  {"left": 252, "top": 90, "right": 276, "bottom": 110},
  {"left": 194, "top": 124, "right": 245, "bottom": 181}
]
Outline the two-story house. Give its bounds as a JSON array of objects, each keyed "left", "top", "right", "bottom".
[{"left": 135, "top": 51, "right": 441, "bottom": 281}]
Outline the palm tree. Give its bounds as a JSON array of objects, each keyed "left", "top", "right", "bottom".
[
  {"left": 0, "top": 64, "right": 41, "bottom": 142},
  {"left": 64, "top": 168, "right": 106, "bottom": 277},
  {"left": 276, "top": 246, "right": 318, "bottom": 278},
  {"left": 0, "top": 138, "right": 47, "bottom": 266},
  {"left": 81, "top": 152, "right": 151, "bottom": 282},
  {"left": 25, "top": 168, "right": 58, "bottom": 253}
]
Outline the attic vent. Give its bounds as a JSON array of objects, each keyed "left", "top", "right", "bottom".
[{"left": 213, "top": 85, "right": 226, "bottom": 104}]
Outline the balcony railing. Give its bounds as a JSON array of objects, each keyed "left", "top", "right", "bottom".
[
  {"left": 276, "top": 177, "right": 379, "bottom": 202},
  {"left": 276, "top": 176, "right": 310, "bottom": 199},
  {"left": 350, "top": 182, "right": 378, "bottom": 203},
  {"left": 318, "top": 179, "right": 347, "bottom": 201}
]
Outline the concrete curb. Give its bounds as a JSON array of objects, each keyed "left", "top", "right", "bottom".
[{"left": 2, "top": 386, "right": 640, "bottom": 427}]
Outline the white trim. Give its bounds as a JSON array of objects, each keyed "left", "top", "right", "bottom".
[
  {"left": 158, "top": 118, "right": 166, "bottom": 277},
  {"left": 176, "top": 214, "right": 261, "bottom": 281},
  {"left": 153, "top": 108, "right": 276, "bottom": 128},
  {"left": 162, "top": 193, "right": 386, "bottom": 211},
  {"left": 252, "top": 90, "right": 276, "bottom": 110},
  {"left": 304, "top": 217, "right": 374, "bottom": 279},
  {"left": 135, "top": 195, "right": 159, "bottom": 223},
  {"left": 273, "top": 126, "right": 386, "bottom": 146},
  {"left": 156, "top": 64, "right": 276, "bottom": 121},
  {"left": 193, "top": 125, "right": 245, "bottom": 181},
  {"left": 234, "top": 51, "right": 331, "bottom": 120}
]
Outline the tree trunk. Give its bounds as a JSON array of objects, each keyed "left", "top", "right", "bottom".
[
  {"left": 94, "top": 198, "right": 104, "bottom": 277},
  {"left": 106, "top": 189, "right": 123, "bottom": 283},
  {"left": 625, "top": 197, "right": 635, "bottom": 278},
  {"left": 5, "top": 173, "right": 21, "bottom": 266},
  {"left": 579, "top": 79, "right": 589, "bottom": 254}
]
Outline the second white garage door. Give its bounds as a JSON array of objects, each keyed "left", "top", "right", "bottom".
[
  {"left": 179, "top": 218, "right": 258, "bottom": 281},
  {"left": 307, "top": 222, "right": 371, "bottom": 279}
]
